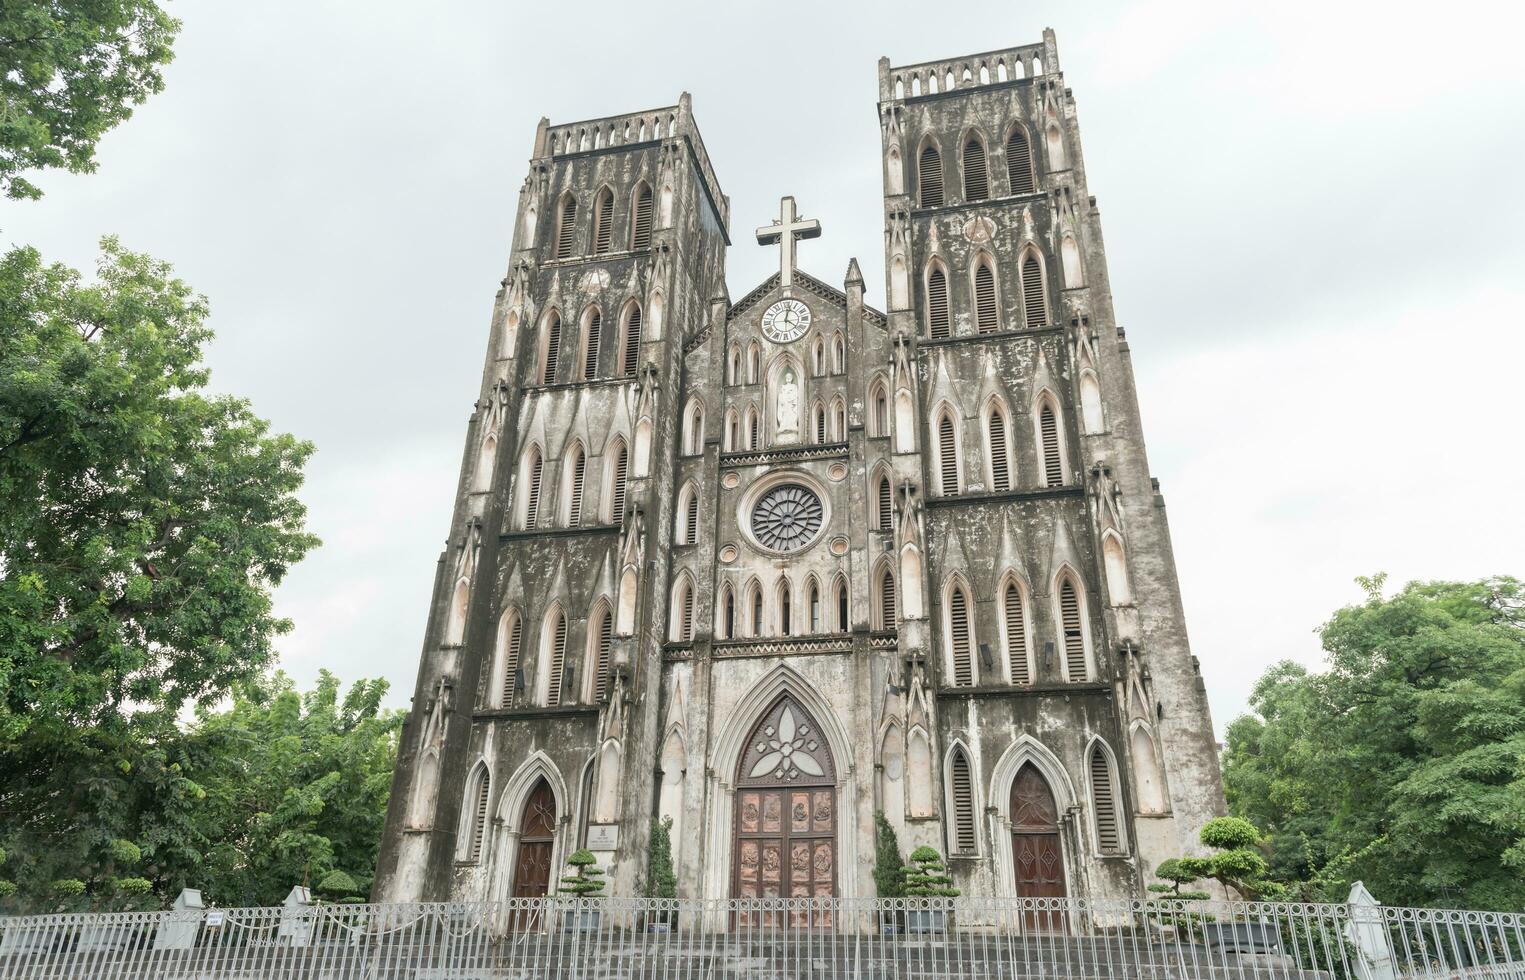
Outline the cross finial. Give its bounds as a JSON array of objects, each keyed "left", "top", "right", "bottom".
[{"left": 755, "top": 196, "right": 821, "bottom": 289}]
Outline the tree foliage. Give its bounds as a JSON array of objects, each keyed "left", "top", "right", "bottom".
[
  {"left": 559, "top": 849, "right": 606, "bottom": 898},
  {"left": 646, "top": 817, "right": 676, "bottom": 900},
  {"left": 902, "top": 846, "right": 959, "bottom": 898},
  {"left": 0, "top": 670, "right": 401, "bottom": 912},
  {"left": 1224, "top": 576, "right": 1525, "bottom": 910},
  {"left": 0, "top": 1, "right": 179, "bottom": 200},
  {"left": 873, "top": 811, "right": 905, "bottom": 898},
  {"left": 1, "top": 239, "right": 319, "bottom": 741}
]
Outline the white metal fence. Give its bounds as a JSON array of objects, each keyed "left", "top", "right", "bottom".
[{"left": 1, "top": 896, "right": 1521, "bottom": 979}]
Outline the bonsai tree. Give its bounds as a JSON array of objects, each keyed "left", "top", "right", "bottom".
[
  {"left": 1149, "top": 817, "right": 1286, "bottom": 901},
  {"left": 315, "top": 870, "right": 366, "bottom": 905},
  {"left": 646, "top": 817, "right": 677, "bottom": 900},
  {"left": 902, "top": 846, "right": 960, "bottom": 897},
  {"left": 873, "top": 811, "right": 906, "bottom": 898},
  {"left": 558, "top": 849, "right": 606, "bottom": 898}
]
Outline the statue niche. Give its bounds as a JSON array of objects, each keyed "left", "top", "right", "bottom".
[{"left": 766, "top": 354, "right": 805, "bottom": 446}]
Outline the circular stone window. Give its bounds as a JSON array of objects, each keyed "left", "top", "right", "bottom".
[{"left": 749, "top": 483, "right": 825, "bottom": 553}]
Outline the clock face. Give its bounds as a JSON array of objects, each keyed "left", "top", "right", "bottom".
[{"left": 761, "top": 299, "right": 811, "bottom": 343}]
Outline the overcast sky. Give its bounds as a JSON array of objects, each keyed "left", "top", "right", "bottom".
[{"left": 8, "top": 0, "right": 1523, "bottom": 735}]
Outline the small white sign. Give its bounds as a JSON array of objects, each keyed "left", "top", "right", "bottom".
[
  {"left": 205, "top": 910, "right": 226, "bottom": 927},
  {"left": 586, "top": 823, "right": 620, "bottom": 850}
]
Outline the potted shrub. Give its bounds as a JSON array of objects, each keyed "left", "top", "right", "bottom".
[
  {"left": 902, "top": 846, "right": 959, "bottom": 934},
  {"left": 558, "top": 848, "right": 606, "bottom": 932},
  {"left": 872, "top": 812, "right": 905, "bottom": 935},
  {"left": 645, "top": 817, "right": 677, "bottom": 933}
]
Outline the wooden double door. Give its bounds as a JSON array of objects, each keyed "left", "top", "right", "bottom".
[
  {"left": 731, "top": 695, "right": 838, "bottom": 919},
  {"left": 1010, "top": 762, "right": 1067, "bottom": 931}
]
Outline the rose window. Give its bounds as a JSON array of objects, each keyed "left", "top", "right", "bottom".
[
  {"left": 750, "top": 484, "right": 824, "bottom": 553},
  {"left": 747, "top": 706, "right": 824, "bottom": 781}
]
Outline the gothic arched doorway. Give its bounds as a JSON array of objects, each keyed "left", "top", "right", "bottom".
[
  {"left": 1010, "top": 762, "right": 1067, "bottom": 930},
  {"left": 732, "top": 694, "right": 837, "bottom": 907},
  {"left": 512, "top": 778, "right": 557, "bottom": 898}
]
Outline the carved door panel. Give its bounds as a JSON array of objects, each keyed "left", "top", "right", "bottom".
[
  {"left": 732, "top": 696, "right": 837, "bottom": 926},
  {"left": 508, "top": 779, "right": 557, "bottom": 929},
  {"left": 1010, "top": 762, "right": 1067, "bottom": 932}
]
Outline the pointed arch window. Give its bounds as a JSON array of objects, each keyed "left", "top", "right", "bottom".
[
  {"left": 539, "top": 311, "right": 561, "bottom": 384},
  {"left": 464, "top": 764, "right": 491, "bottom": 862},
  {"left": 587, "top": 600, "right": 612, "bottom": 701},
  {"left": 475, "top": 435, "right": 497, "bottom": 493},
  {"left": 1006, "top": 126, "right": 1036, "bottom": 195},
  {"left": 811, "top": 336, "right": 826, "bottom": 377},
  {"left": 720, "top": 583, "right": 736, "bottom": 639},
  {"left": 948, "top": 748, "right": 977, "bottom": 853},
  {"left": 974, "top": 259, "right": 999, "bottom": 333},
  {"left": 1080, "top": 371, "right": 1104, "bottom": 434},
  {"left": 670, "top": 575, "right": 694, "bottom": 642},
  {"left": 746, "top": 343, "right": 761, "bottom": 385},
  {"left": 927, "top": 265, "right": 950, "bottom": 339},
  {"left": 630, "top": 183, "right": 653, "bottom": 250},
  {"left": 947, "top": 581, "right": 974, "bottom": 686},
  {"left": 835, "top": 575, "right": 849, "bottom": 633},
  {"left": 592, "top": 188, "right": 614, "bottom": 254},
  {"left": 1002, "top": 579, "right": 1031, "bottom": 685},
  {"left": 987, "top": 403, "right": 1011, "bottom": 492},
  {"left": 876, "top": 562, "right": 898, "bottom": 630},
  {"left": 1059, "top": 576, "right": 1088, "bottom": 682},
  {"left": 564, "top": 443, "right": 586, "bottom": 527},
  {"left": 814, "top": 401, "right": 827, "bottom": 444},
  {"left": 607, "top": 440, "right": 628, "bottom": 524},
  {"left": 1090, "top": 743, "right": 1122, "bottom": 854},
  {"left": 749, "top": 581, "right": 764, "bottom": 636},
  {"left": 726, "top": 409, "right": 740, "bottom": 451},
  {"left": 1103, "top": 533, "right": 1132, "bottom": 605},
  {"left": 746, "top": 406, "right": 760, "bottom": 450},
  {"left": 832, "top": 398, "right": 846, "bottom": 442},
  {"left": 728, "top": 345, "right": 740, "bottom": 385},
  {"left": 555, "top": 195, "right": 577, "bottom": 259},
  {"left": 676, "top": 484, "right": 699, "bottom": 545},
  {"left": 1021, "top": 251, "right": 1047, "bottom": 329},
  {"left": 937, "top": 408, "right": 959, "bottom": 496},
  {"left": 963, "top": 135, "right": 989, "bottom": 201},
  {"left": 808, "top": 577, "right": 822, "bottom": 633},
  {"left": 777, "top": 577, "right": 792, "bottom": 635},
  {"left": 832, "top": 333, "right": 845, "bottom": 374},
  {"left": 1039, "top": 399, "right": 1064, "bottom": 487},
  {"left": 497, "top": 610, "right": 523, "bottom": 707},
  {"left": 684, "top": 400, "right": 705, "bottom": 455},
  {"left": 875, "top": 472, "right": 894, "bottom": 531},
  {"left": 918, "top": 144, "right": 944, "bottom": 207},
  {"left": 619, "top": 302, "right": 642, "bottom": 377},
  {"left": 870, "top": 381, "right": 889, "bottom": 438},
  {"left": 521, "top": 446, "right": 544, "bottom": 529},
  {"left": 581, "top": 308, "right": 602, "bottom": 380},
  {"left": 543, "top": 607, "right": 568, "bottom": 706}
]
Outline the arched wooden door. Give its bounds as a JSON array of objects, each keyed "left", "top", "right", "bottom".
[
  {"left": 512, "top": 778, "right": 557, "bottom": 898},
  {"left": 1010, "top": 762, "right": 1067, "bottom": 931},
  {"left": 733, "top": 694, "right": 837, "bottom": 919}
]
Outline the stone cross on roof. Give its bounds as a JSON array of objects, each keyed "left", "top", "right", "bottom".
[{"left": 755, "top": 196, "right": 821, "bottom": 289}]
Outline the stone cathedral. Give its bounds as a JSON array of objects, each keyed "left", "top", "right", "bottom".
[{"left": 375, "top": 30, "right": 1225, "bottom": 908}]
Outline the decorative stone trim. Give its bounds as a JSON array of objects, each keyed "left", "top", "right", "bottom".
[
  {"left": 926, "top": 485, "right": 1083, "bottom": 508},
  {"left": 936, "top": 681, "right": 1110, "bottom": 699},
  {"left": 711, "top": 635, "right": 854, "bottom": 659},
  {"left": 722, "top": 443, "right": 847, "bottom": 467}
]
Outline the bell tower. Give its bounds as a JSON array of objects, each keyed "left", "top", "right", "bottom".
[{"left": 875, "top": 31, "right": 1225, "bottom": 894}]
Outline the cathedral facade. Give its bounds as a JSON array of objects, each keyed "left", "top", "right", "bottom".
[{"left": 374, "top": 30, "right": 1225, "bottom": 907}]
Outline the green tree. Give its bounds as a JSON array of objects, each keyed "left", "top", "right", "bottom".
[
  {"left": 902, "top": 846, "right": 959, "bottom": 897},
  {"left": 175, "top": 671, "right": 402, "bottom": 907},
  {"left": 1223, "top": 576, "right": 1525, "bottom": 910},
  {"left": 0, "top": 1, "right": 179, "bottom": 200},
  {"left": 558, "top": 850, "right": 606, "bottom": 897},
  {"left": 872, "top": 811, "right": 905, "bottom": 898},
  {"left": 646, "top": 817, "right": 676, "bottom": 900}
]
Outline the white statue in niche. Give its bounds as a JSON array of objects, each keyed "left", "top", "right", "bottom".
[{"left": 776, "top": 369, "right": 800, "bottom": 437}]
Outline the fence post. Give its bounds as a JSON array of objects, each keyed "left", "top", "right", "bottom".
[
  {"left": 1345, "top": 881, "right": 1397, "bottom": 980},
  {"left": 153, "top": 888, "right": 204, "bottom": 950}
]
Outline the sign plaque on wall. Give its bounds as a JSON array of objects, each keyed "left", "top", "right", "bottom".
[{"left": 586, "top": 823, "right": 620, "bottom": 851}]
